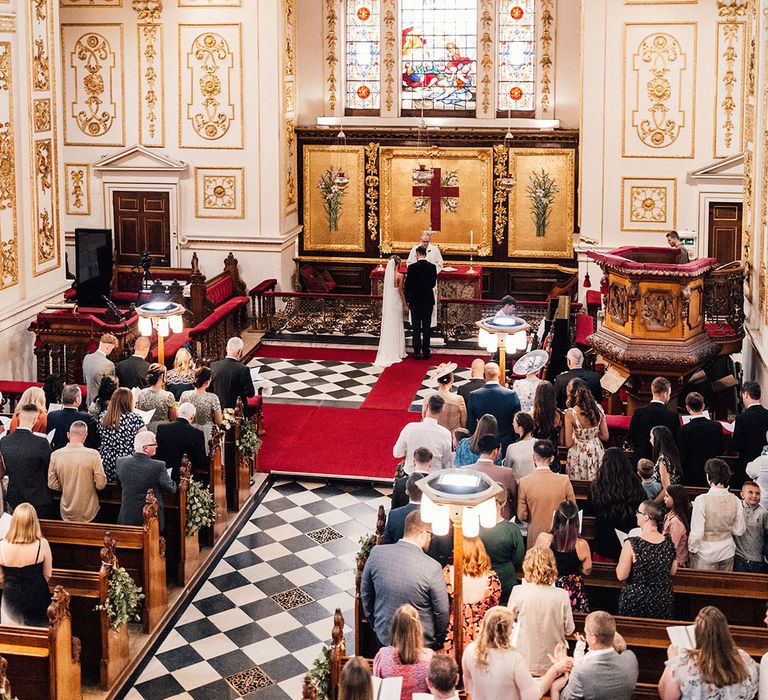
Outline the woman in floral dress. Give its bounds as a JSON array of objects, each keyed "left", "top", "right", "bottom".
[
  {"left": 136, "top": 363, "right": 177, "bottom": 433},
  {"left": 97, "top": 387, "right": 146, "bottom": 482},
  {"left": 442, "top": 537, "right": 501, "bottom": 655},
  {"left": 179, "top": 366, "right": 223, "bottom": 448},
  {"left": 564, "top": 378, "right": 608, "bottom": 481}
]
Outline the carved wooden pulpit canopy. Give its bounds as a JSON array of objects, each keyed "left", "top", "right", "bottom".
[{"left": 586, "top": 246, "right": 720, "bottom": 412}]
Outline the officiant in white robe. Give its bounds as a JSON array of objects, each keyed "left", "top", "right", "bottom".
[{"left": 407, "top": 231, "right": 444, "bottom": 327}]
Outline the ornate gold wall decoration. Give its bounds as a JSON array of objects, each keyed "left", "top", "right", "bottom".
[
  {"left": 62, "top": 24, "right": 125, "bottom": 147},
  {"left": 28, "top": 0, "right": 61, "bottom": 276},
  {"left": 623, "top": 23, "right": 697, "bottom": 158},
  {"left": 179, "top": 24, "right": 243, "bottom": 149},
  {"left": 714, "top": 12, "right": 746, "bottom": 157},
  {"left": 60, "top": 0, "right": 123, "bottom": 6},
  {"left": 0, "top": 17, "right": 14, "bottom": 34},
  {"left": 740, "top": 0, "right": 757, "bottom": 299},
  {"left": 324, "top": 0, "right": 338, "bottom": 112},
  {"left": 282, "top": 0, "right": 297, "bottom": 214},
  {"left": 0, "top": 39, "right": 17, "bottom": 289},
  {"left": 382, "top": 1, "right": 396, "bottom": 114},
  {"left": 178, "top": 0, "right": 241, "bottom": 6},
  {"left": 620, "top": 177, "right": 677, "bottom": 231},
  {"left": 479, "top": 0, "right": 493, "bottom": 116},
  {"left": 65, "top": 163, "right": 91, "bottom": 215},
  {"left": 285, "top": 121, "right": 297, "bottom": 208},
  {"left": 492, "top": 144, "right": 510, "bottom": 245},
  {"left": 138, "top": 23, "right": 164, "bottom": 147},
  {"left": 364, "top": 142, "right": 379, "bottom": 241},
  {"left": 539, "top": 0, "right": 554, "bottom": 114},
  {"left": 131, "top": 0, "right": 162, "bottom": 19},
  {"left": 194, "top": 167, "right": 244, "bottom": 219}
]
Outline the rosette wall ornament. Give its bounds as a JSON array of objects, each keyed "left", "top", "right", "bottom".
[{"left": 132, "top": 0, "right": 162, "bottom": 20}]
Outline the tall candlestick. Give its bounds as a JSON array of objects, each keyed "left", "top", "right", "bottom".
[{"left": 470, "top": 229, "right": 474, "bottom": 252}]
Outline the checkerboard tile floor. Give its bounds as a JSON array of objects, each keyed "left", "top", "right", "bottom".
[
  {"left": 249, "top": 358, "right": 384, "bottom": 408},
  {"left": 127, "top": 479, "right": 391, "bottom": 700},
  {"left": 408, "top": 366, "right": 473, "bottom": 412}
]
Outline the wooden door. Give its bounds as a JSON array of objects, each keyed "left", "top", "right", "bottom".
[
  {"left": 707, "top": 202, "right": 742, "bottom": 264},
  {"left": 113, "top": 191, "right": 171, "bottom": 267}
]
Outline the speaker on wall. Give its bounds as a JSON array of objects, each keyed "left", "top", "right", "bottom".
[{"left": 75, "top": 228, "right": 113, "bottom": 307}]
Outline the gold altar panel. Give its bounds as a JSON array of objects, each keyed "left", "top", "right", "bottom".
[
  {"left": 380, "top": 147, "right": 493, "bottom": 256},
  {"left": 507, "top": 148, "right": 574, "bottom": 259},
  {"left": 302, "top": 145, "right": 366, "bottom": 252}
]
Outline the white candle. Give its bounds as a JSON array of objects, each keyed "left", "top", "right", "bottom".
[{"left": 470, "top": 229, "right": 474, "bottom": 252}]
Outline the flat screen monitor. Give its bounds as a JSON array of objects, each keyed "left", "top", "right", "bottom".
[{"left": 75, "top": 228, "right": 113, "bottom": 307}]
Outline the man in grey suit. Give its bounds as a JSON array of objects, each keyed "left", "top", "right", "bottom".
[
  {"left": 82, "top": 333, "right": 118, "bottom": 405},
  {"left": 116, "top": 431, "right": 177, "bottom": 532},
  {"left": 558, "top": 611, "right": 638, "bottom": 700},
  {"left": 361, "top": 510, "right": 449, "bottom": 650}
]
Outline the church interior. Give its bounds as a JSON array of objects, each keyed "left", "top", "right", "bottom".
[{"left": 0, "top": 0, "right": 765, "bottom": 698}]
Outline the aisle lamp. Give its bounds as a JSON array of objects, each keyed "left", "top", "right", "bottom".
[
  {"left": 418, "top": 470, "right": 501, "bottom": 668},
  {"left": 135, "top": 300, "right": 185, "bottom": 365},
  {"left": 476, "top": 315, "right": 530, "bottom": 380}
]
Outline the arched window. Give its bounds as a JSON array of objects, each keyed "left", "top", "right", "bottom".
[{"left": 497, "top": 0, "right": 536, "bottom": 116}]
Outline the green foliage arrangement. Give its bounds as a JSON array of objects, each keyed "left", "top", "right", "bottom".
[
  {"left": 394, "top": 459, "right": 406, "bottom": 480},
  {"left": 357, "top": 533, "right": 377, "bottom": 569},
  {"left": 96, "top": 566, "right": 144, "bottom": 631},
  {"left": 186, "top": 478, "right": 217, "bottom": 535},
  {"left": 308, "top": 645, "right": 331, "bottom": 700},
  {"left": 236, "top": 418, "right": 263, "bottom": 459}
]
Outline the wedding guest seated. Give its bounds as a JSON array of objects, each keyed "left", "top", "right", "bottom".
[
  {"left": 97, "top": 387, "right": 146, "bottom": 482},
  {"left": 373, "top": 604, "right": 433, "bottom": 699},
  {"left": 8, "top": 386, "right": 47, "bottom": 433},
  {"left": 462, "top": 606, "right": 572, "bottom": 700},
  {"left": 617, "top": 500, "right": 677, "bottom": 619},
  {"left": 564, "top": 378, "right": 608, "bottom": 481},
  {"left": 746, "top": 434, "right": 768, "bottom": 508},
  {"left": 0, "top": 504, "right": 52, "bottom": 627},
  {"left": 467, "top": 362, "right": 520, "bottom": 453},
  {"left": 517, "top": 440, "right": 575, "bottom": 547},
  {"left": 554, "top": 611, "right": 638, "bottom": 700},
  {"left": 638, "top": 459, "right": 662, "bottom": 500},
  {"left": 536, "top": 499, "right": 592, "bottom": 613},
  {"left": 156, "top": 402, "right": 208, "bottom": 484},
  {"left": 383, "top": 471, "right": 427, "bottom": 544},
  {"left": 457, "top": 359, "right": 485, "bottom": 406},
  {"left": 361, "top": 511, "right": 449, "bottom": 651},
  {"left": 115, "top": 336, "right": 150, "bottom": 390},
  {"left": 136, "top": 363, "right": 177, "bottom": 433},
  {"left": 504, "top": 412, "right": 536, "bottom": 480},
  {"left": 508, "top": 547, "right": 575, "bottom": 675},
  {"left": 733, "top": 480, "right": 768, "bottom": 573},
  {"left": 554, "top": 348, "right": 602, "bottom": 410},
  {"left": 393, "top": 395, "right": 453, "bottom": 472},
  {"left": 586, "top": 448, "right": 646, "bottom": 563},
  {"left": 658, "top": 606, "right": 758, "bottom": 700},
  {"left": 180, "top": 366, "right": 224, "bottom": 447},
  {"left": 116, "top": 431, "right": 177, "bottom": 532},
  {"left": 166, "top": 346, "right": 196, "bottom": 400},
  {"left": 454, "top": 414, "right": 502, "bottom": 468},
  {"left": 663, "top": 484, "right": 691, "bottom": 568},
  {"left": 210, "top": 336, "right": 255, "bottom": 412},
  {"left": 479, "top": 490, "right": 525, "bottom": 604},
  {"left": 732, "top": 381, "right": 768, "bottom": 485},
  {"left": 442, "top": 536, "right": 500, "bottom": 655},
  {"left": 532, "top": 380, "right": 564, "bottom": 472},
  {"left": 47, "top": 420, "right": 106, "bottom": 523},
  {"left": 88, "top": 374, "right": 118, "bottom": 419},
  {"left": 0, "top": 404, "right": 54, "bottom": 518},
  {"left": 391, "top": 448, "right": 432, "bottom": 509},
  {"left": 422, "top": 363, "right": 466, "bottom": 433},
  {"left": 676, "top": 392, "right": 725, "bottom": 487},
  {"left": 422, "top": 654, "right": 458, "bottom": 700},
  {"left": 339, "top": 656, "right": 373, "bottom": 700},
  {"left": 651, "top": 425, "right": 683, "bottom": 495},
  {"left": 47, "top": 384, "right": 99, "bottom": 450},
  {"left": 688, "top": 458, "right": 745, "bottom": 571},
  {"left": 626, "top": 376, "right": 679, "bottom": 464},
  {"left": 466, "top": 435, "right": 516, "bottom": 518}
]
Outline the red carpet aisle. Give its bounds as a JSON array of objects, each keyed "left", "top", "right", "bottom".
[{"left": 256, "top": 404, "right": 420, "bottom": 479}]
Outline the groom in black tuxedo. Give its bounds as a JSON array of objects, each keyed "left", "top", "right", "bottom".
[{"left": 404, "top": 246, "right": 437, "bottom": 360}]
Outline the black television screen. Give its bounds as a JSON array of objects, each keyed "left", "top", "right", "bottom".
[{"left": 75, "top": 228, "right": 112, "bottom": 307}]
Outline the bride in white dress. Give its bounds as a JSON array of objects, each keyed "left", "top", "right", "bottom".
[{"left": 374, "top": 256, "right": 407, "bottom": 368}]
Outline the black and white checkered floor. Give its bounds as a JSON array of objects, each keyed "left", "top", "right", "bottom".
[
  {"left": 126, "top": 479, "right": 390, "bottom": 700},
  {"left": 249, "top": 358, "right": 383, "bottom": 408}
]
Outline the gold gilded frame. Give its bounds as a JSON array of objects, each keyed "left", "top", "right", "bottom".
[
  {"left": 620, "top": 176, "right": 677, "bottom": 231},
  {"left": 303, "top": 145, "right": 366, "bottom": 253},
  {"left": 507, "top": 147, "right": 574, "bottom": 259},
  {"left": 380, "top": 146, "right": 493, "bottom": 256}
]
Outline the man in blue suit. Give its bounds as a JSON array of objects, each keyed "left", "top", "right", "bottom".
[
  {"left": 383, "top": 471, "right": 425, "bottom": 544},
  {"left": 467, "top": 362, "right": 521, "bottom": 452}
]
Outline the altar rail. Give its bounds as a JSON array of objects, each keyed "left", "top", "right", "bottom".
[{"left": 250, "top": 282, "right": 581, "bottom": 344}]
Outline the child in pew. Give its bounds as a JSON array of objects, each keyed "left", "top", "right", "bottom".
[
  {"left": 638, "top": 458, "right": 662, "bottom": 501},
  {"left": 733, "top": 480, "right": 768, "bottom": 573}
]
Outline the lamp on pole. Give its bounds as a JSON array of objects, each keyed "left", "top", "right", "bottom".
[
  {"left": 476, "top": 315, "right": 530, "bottom": 381},
  {"left": 417, "top": 469, "right": 501, "bottom": 668},
  {"left": 135, "top": 300, "right": 185, "bottom": 366}
]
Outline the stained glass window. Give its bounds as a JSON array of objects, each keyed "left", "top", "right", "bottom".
[
  {"left": 346, "top": 0, "right": 381, "bottom": 111},
  {"left": 400, "top": 0, "right": 478, "bottom": 113},
  {"left": 498, "top": 0, "right": 536, "bottom": 113}
]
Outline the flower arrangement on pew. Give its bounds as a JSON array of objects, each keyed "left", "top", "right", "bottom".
[
  {"left": 186, "top": 478, "right": 217, "bottom": 535},
  {"left": 97, "top": 566, "right": 144, "bottom": 631},
  {"left": 308, "top": 645, "right": 332, "bottom": 700}
]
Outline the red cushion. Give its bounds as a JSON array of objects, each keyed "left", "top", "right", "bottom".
[
  {"left": 0, "top": 381, "right": 87, "bottom": 399},
  {"left": 705, "top": 322, "right": 736, "bottom": 338},
  {"left": 206, "top": 277, "right": 234, "bottom": 305},
  {"left": 586, "top": 290, "right": 603, "bottom": 306},
  {"left": 249, "top": 279, "right": 277, "bottom": 296},
  {"left": 63, "top": 287, "right": 76, "bottom": 300},
  {"left": 606, "top": 414, "right": 632, "bottom": 431},
  {"left": 574, "top": 313, "right": 594, "bottom": 345},
  {"left": 189, "top": 296, "right": 248, "bottom": 337},
  {"left": 247, "top": 396, "right": 263, "bottom": 413}
]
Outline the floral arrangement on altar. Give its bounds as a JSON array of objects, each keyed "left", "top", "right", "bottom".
[{"left": 526, "top": 168, "right": 559, "bottom": 237}]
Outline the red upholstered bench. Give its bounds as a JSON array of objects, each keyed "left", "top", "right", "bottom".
[
  {"left": 606, "top": 414, "right": 632, "bottom": 432},
  {"left": 0, "top": 381, "right": 88, "bottom": 411},
  {"left": 705, "top": 322, "right": 736, "bottom": 338}
]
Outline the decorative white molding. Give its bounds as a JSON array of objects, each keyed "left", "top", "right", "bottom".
[{"left": 92, "top": 144, "right": 187, "bottom": 172}]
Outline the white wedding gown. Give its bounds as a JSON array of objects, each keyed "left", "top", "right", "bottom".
[{"left": 374, "top": 259, "right": 407, "bottom": 368}]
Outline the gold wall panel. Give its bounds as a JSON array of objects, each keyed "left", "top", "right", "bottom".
[
  {"left": 380, "top": 147, "right": 493, "bottom": 256},
  {"left": 61, "top": 24, "right": 126, "bottom": 147},
  {"left": 194, "top": 166, "right": 244, "bottom": 219},
  {"left": 303, "top": 145, "right": 366, "bottom": 253},
  {"left": 620, "top": 177, "right": 677, "bottom": 231},
  {"left": 714, "top": 20, "right": 746, "bottom": 157},
  {"left": 60, "top": 0, "right": 122, "bottom": 6},
  {"left": 65, "top": 163, "right": 91, "bottom": 215},
  {"left": 178, "top": 24, "right": 243, "bottom": 149},
  {"left": 178, "top": 0, "right": 241, "bottom": 6},
  {"left": 138, "top": 23, "right": 164, "bottom": 148},
  {"left": 282, "top": 0, "right": 297, "bottom": 215},
  {"left": 622, "top": 23, "right": 697, "bottom": 158},
  {"left": 0, "top": 39, "right": 17, "bottom": 289},
  {"left": 507, "top": 148, "right": 574, "bottom": 259}
]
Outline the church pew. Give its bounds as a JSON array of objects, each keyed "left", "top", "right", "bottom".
[
  {"left": 209, "top": 424, "right": 230, "bottom": 542},
  {"left": 41, "top": 491, "right": 168, "bottom": 633},
  {"left": 571, "top": 478, "right": 740, "bottom": 508},
  {"left": 222, "top": 399, "right": 254, "bottom": 512},
  {"left": 0, "top": 586, "right": 81, "bottom": 700}
]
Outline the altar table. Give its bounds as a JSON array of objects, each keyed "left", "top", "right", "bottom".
[{"left": 370, "top": 264, "right": 482, "bottom": 300}]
